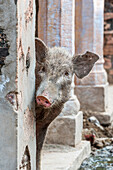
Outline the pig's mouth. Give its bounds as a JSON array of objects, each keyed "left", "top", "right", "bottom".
[{"left": 36, "top": 96, "right": 52, "bottom": 108}]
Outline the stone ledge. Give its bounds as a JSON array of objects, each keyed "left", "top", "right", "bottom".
[
  {"left": 41, "top": 141, "right": 91, "bottom": 170},
  {"left": 92, "top": 109, "right": 113, "bottom": 125},
  {"left": 75, "top": 84, "right": 108, "bottom": 112},
  {"left": 83, "top": 85, "right": 113, "bottom": 125},
  {"left": 45, "top": 111, "right": 83, "bottom": 146}
]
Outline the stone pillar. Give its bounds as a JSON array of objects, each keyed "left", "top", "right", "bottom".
[
  {"left": 38, "top": 0, "right": 84, "bottom": 147},
  {"left": 0, "top": 0, "right": 36, "bottom": 169},
  {"left": 17, "top": 0, "right": 36, "bottom": 169},
  {"left": 38, "top": 0, "right": 75, "bottom": 54},
  {"left": 74, "top": 0, "right": 112, "bottom": 125}
]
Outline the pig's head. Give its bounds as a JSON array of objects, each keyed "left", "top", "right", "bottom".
[{"left": 35, "top": 38, "right": 99, "bottom": 110}]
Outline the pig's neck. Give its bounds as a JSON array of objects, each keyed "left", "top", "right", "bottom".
[
  {"left": 36, "top": 100, "right": 65, "bottom": 170},
  {"left": 36, "top": 99, "right": 65, "bottom": 125}
]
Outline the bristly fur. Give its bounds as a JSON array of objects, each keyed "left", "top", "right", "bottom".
[
  {"left": 35, "top": 47, "right": 72, "bottom": 170},
  {"left": 35, "top": 38, "right": 99, "bottom": 170}
]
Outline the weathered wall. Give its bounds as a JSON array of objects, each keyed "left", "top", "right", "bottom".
[
  {"left": 0, "top": 0, "right": 36, "bottom": 169},
  {"left": 17, "top": 0, "right": 36, "bottom": 169},
  {"left": 0, "top": 1, "right": 17, "bottom": 169}
]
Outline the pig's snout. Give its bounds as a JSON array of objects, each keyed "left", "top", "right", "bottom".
[{"left": 36, "top": 96, "right": 51, "bottom": 108}]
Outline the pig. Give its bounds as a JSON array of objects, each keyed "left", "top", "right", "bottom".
[{"left": 35, "top": 38, "right": 99, "bottom": 170}]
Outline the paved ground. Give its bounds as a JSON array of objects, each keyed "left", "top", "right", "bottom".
[{"left": 41, "top": 141, "right": 91, "bottom": 170}]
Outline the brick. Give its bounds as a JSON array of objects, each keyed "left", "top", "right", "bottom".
[
  {"left": 108, "top": 75, "right": 113, "bottom": 83},
  {"left": 104, "top": 45, "right": 113, "bottom": 55},
  {"left": 104, "top": 30, "right": 113, "bottom": 34},
  {"left": 109, "top": 69, "right": 113, "bottom": 75},
  {"left": 104, "top": 1, "right": 113, "bottom": 84},
  {"left": 104, "top": 34, "right": 113, "bottom": 45},
  {"left": 104, "top": 58, "right": 112, "bottom": 69},
  {"left": 104, "top": 13, "right": 113, "bottom": 20},
  {"left": 105, "top": 2, "right": 113, "bottom": 13},
  {"left": 104, "top": 22, "right": 111, "bottom": 30}
]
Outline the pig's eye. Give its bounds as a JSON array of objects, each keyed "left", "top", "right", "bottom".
[{"left": 64, "top": 71, "right": 69, "bottom": 76}]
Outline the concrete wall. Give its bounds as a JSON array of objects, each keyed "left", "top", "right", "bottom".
[
  {"left": 0, "top": 1, "right": 17, "bottom": 169},
  {"left": 17, "top": 0, "right": 36, "bottom": 169},
  {"left": 0, "top": 0, "right": 36, "bottom": 169}
]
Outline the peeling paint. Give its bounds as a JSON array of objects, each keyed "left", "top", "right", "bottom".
[
  {"left": 19, "top": 146, "right": 31, "bottom": 170},
  {"left": 19, "top": 39, "right": 24, "bottom": 61},
  {"left": 17, "top": 0, "right": 36, "bottom": 168},
  {"left": 5, "top": 91, "right": 18, "bottom": 110},
  {"left": 0, "top": 75, "right": 9, "bottom": 92},
  {"left": 26, "top": 47, "right": 30, "bottom": 74},
  {"left": 25, "top": 0, "right": 33, "bottom": 27},
  {"left": 0, "top": 28, "right": 9, "bottom": 74},
  {"left": 23, "top": 107, "right": 34, "bottom": 141}
]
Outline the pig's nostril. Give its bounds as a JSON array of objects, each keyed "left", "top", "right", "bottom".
[{"left": 36, "top": 96, "right": 51, "bottom": 107}]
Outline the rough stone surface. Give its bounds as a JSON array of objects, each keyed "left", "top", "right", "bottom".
[
  {"left": 17, "top": 0, "right": 36, "bottom": 169},
  {"left": 75, "top": 84, "right": 108, "bottom": 112},
  {"left": 93, "top": 85, "right": 113, "bottom": 125},
  {"left": 76, "top": 85, "right": 113, "bottom": 125},
  {"left": 41, "top": 141, "right": 91, "bottom": 170},
  {"left": 0, "top": 0, "right": 36, "bottom": 169},
  {"left": 108, "top": 85, "right": 113, "bottom": 115},
  {"left": 0, "top": 1, "right": 17, "bottom": 169},
  {"left": 92, "top": 111, "right": 113, "bottom": 126},
  {"left": 45, "top": 111, "right": 83, "bottom": 146}
]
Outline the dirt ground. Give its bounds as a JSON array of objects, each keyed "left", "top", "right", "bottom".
[
  {"left": 83, "top": 111, "right": 113, "bottom": 138},
  {"left": 82, "top": 111, "right": 113, "bottom": 149},
  {"left": 82, "top": 85, "right": 113, "bottom": 149}
]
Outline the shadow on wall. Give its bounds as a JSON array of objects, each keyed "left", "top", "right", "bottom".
[{"left": 0, "top": 28, "right": 9, "bottom": 75}]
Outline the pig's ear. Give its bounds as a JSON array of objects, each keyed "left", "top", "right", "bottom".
[
  {"left": 35, "top": 38, "right": 48, "bottom": 62},
  {"left": 72, "top": 51, "right": 99, "bottom": 79}
]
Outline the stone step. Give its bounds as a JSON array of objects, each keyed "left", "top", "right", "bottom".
[
  {"left": 89, "top": 85, "right": 113, "bottom": 125},
  {"left": 45, "top": 111, "right": 83, "bottom": 147},
  {"left": 41, "top": 141, "right": 91, "bottom": 170}
]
